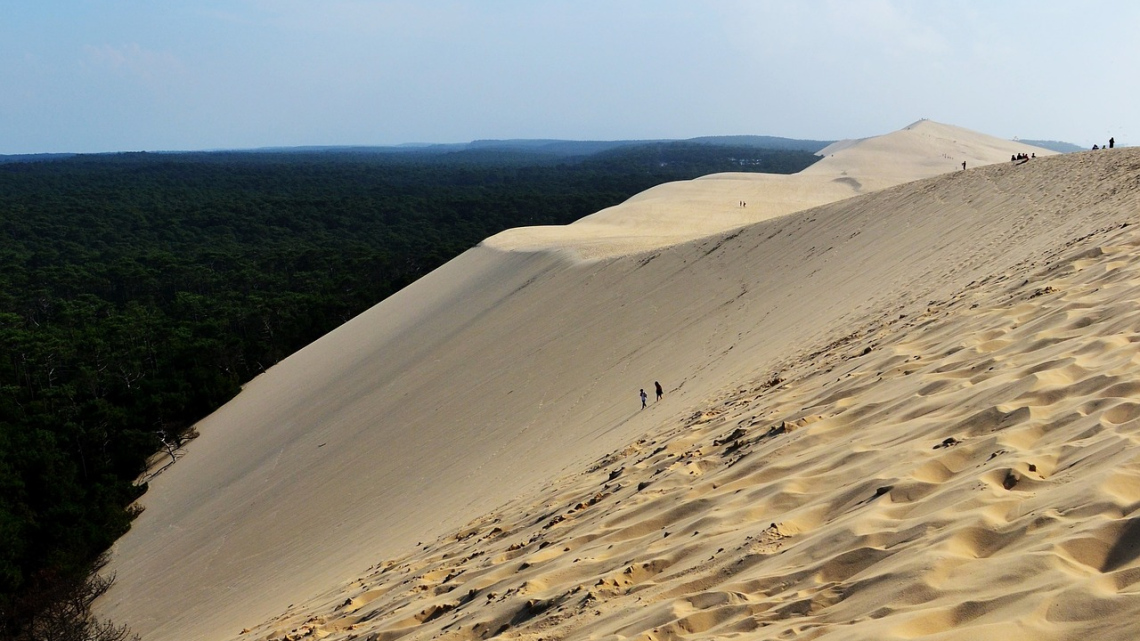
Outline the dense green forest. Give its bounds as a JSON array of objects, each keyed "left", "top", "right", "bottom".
[{"left": 0, "top": 141, "right": 820, "bottom": 637}]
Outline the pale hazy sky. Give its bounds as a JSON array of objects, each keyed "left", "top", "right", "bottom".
[{"left": 2, "top": 1, "right": 1134, "bottom": 154}]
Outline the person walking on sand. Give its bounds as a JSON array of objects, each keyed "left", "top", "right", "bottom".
[
  {"left": 1110, "top": 137, "right": 1115, "bottom": 149},
  {"left": 962, "top": 161, "right": 967, "bottom": 170},
  {"left": 640, "top": 389, "right": 648, "bottom": 409},
  {"left": 655, "top": 381, "right": 663, "bottom": 402}
]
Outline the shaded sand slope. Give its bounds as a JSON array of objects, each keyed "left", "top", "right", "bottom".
[
  {"left": 101, "top": 129, "right": 1070, "bottom": 641},
  {"left": 487, "top": 120, "right": 1053, "bottom": 258},
  {"left": 232, "top": 148, "right": 1140, "bottom": 641}
]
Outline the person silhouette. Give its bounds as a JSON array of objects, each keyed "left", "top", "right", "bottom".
[
  {"left": 655, "top": 381, "right": 663, "bottom": 401},
  {"left": 640, "top": 389, "right": 648, "bottom": 409}
]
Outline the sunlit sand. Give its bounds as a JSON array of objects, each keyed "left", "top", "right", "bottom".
[{"left": 99, "top": 122, "right": 1140, "bottom": 641}]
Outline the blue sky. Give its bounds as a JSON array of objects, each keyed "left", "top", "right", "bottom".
[{"left": 2, "top": 1, "right": 1135, "bottom": 154}]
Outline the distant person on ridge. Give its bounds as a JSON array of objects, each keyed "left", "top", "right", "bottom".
[
  {"left": 1110, "top": 137, "right": 1115, "bottom": 148},
  {"left": 640, "top": 389, "right": 648, "bottom": 409},
  {"left": 655, "top": 381, "right": 663, "bottom": 402},
  {"left": 961, "top": 161, "right": 966, "bottom": 170}
]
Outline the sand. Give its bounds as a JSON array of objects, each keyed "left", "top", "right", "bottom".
[
  {"left": 484, "top": 119, "right": 1052, "bottom": 259},
  {"left": 98, "top": 124, "right": 1140, "bottom": 641}
]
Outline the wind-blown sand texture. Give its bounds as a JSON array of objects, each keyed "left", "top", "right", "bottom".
[{"left": 102, "top": 122, "right": 1140, "bottom": 641}]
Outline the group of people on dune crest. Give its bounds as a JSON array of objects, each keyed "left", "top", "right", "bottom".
[{"left": 1093, "top": 137, "right": 1115, "bottom": 150}]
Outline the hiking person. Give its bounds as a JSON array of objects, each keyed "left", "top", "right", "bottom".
[
  {"left": 655, "top": 381, "right": 663, "bottom": 402},
  {"left": 640, "top": 389, "right": 648, "bottom": 409}
]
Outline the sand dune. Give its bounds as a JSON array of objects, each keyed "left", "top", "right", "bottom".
[
  {"left": 232, "top": 148, "right": 1140, "bottom": 641},
  {"left": 485, "top": 119, "right": 1053, "bottom": 258},
  {"left": 99, "top": 124, "right": 1140, "bottom": 641}
]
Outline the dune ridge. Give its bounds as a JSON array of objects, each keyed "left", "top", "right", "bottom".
[
  {"left": 98, "top": 125, "right": 1121, "bottom": 641},
  {"left": 484, "top": 119, "right": 1053, "bottom": 258}
]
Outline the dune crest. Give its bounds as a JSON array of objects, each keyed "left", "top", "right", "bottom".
[
  {"left": 102, "top": 127, "right": 1138, "bottom": 641},
  {"left": 484, "top": 119, "right": 1054, "bottom": 259}
]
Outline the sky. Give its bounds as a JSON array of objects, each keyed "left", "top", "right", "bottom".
[{"left": 1, "top": 0, "right": 1136, "bottom": 154}]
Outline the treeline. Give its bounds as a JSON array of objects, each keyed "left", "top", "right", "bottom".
[{"left": 0, "top": 143, "right": 819, "bottom": 636}]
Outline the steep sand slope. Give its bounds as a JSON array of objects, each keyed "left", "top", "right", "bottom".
[
  {"left": 235, "top": 149, "right": 1140, "bottom": 641},
  {"left": 486, "top": 119, "right": 1053, "bottom": 258},
  {"left": 236, "top": 148, "right": 1140, "bottom": 641},
  {"left": 99, "top": 124, "right": 1060, "bottom": 640}
]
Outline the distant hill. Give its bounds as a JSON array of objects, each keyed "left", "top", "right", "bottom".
[
  {"left": 687, "top": 135, "right": 833, "bottom": 152},
  {"left": 1018, "top": 139, "right": 1085, "bottom": 153},
  {"left": 459, "top": 136, "right": 834, "bottom": 156},
  {"left": 465, "top": 139, "right": 648, "bottom": 156},
  {"left": 2, "top": 136, "right": 835, "bottom": 163},
  {"left": 0, "top": 152, "right": 76, "bottom": 164}
]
